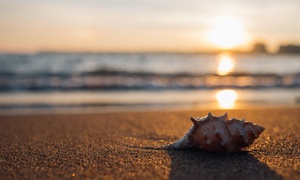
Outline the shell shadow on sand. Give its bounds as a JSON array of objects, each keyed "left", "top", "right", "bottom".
[{"left": 166, "top": 148, "right": 282, "bottom": 180}]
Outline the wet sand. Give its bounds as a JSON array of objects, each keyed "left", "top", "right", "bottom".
[{"left": 0, "top": 107, "right": 299, "bottom": 179}]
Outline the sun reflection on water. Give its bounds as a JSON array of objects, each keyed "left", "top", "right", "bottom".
[
  {"left": 217, "top": 53, "right": 236, "bottom": 75},
  {"left": 216, "top": 89, "right": 238, "bottom": 109}
]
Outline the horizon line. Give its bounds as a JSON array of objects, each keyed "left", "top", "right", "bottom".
[{"left": 2, "top": 43, "right": 300, "bottom": 55}]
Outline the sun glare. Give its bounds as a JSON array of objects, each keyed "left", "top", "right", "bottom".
[
  {"left": 207, "top": 16, "right": 247, "bottom": 49},
  {"left": 217, "top": 53, "right": 236, "bottom": 75},
  {"left": 216, "top": 89, "right": 238, "bottom": 109}
]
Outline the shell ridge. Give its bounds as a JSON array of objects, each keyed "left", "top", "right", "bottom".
[{"left": 218, "top": 117, "right": 236, "bottom": 152}]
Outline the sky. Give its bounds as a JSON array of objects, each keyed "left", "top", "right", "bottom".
[{"left": 1, "top": 0, "right": 300, "bottom": 53}]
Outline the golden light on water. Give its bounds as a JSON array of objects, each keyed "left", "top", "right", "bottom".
[
  {"left": 207, "top": 16, "right": 247, "bottom": 49},
  {"left": 217, "top": 53, "right": 236, "bottom": 75},
  {"left": 216, "top": 89, "right": 238, "bottom": 109}
]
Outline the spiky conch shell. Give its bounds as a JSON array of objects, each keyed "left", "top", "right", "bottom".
[{"left": 165, "top": 112, "right": 265, "bottom": 153}]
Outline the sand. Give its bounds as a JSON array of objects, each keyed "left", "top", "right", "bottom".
[{"left": 0, "top": 107, "right": 299, "bottom": 179}]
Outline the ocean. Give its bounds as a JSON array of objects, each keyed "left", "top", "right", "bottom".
[{"left": 0, "top": 52, "right": 299, "bottom": 114}]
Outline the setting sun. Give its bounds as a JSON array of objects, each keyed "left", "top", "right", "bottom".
[{"left": 207, "top": 16, "right": 247, "bottom": 49}]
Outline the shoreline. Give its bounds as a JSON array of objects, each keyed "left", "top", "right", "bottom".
[
  {"left": 0, "top": 88, "right": 299, "bottom": 116},
  {"left": 0, "top": 103, "right": 299, "bottom": 116}
]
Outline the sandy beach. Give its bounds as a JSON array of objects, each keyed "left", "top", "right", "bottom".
[{"left": 0, "top": 107, "right": 299, "bottom": 179}]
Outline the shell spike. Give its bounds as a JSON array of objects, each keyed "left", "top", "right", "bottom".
[
  {"left": 190, "top": 117, "right": 198, "bottom": 126},
  {"left": 222, "top": 112, "right": 229, "bottom": 120},
  {"left": 207, "top": 112, "right": 214, "bottom": 120}
]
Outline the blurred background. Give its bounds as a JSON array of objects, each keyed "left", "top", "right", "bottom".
[{"left": 0, "top": 0, "right": 300, "bottom": 113}]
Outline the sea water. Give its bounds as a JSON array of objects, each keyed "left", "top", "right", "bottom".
[{"left": 0, "top": 52, "right": 299, "bottom": 113}]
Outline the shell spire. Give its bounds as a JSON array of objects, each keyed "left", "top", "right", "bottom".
[{"left": 165, "top": 112, "right": 265, "bottom": 153}]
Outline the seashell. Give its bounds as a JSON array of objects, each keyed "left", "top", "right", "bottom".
[{"left": 165, "top": 112, "right": 265, "bottom": 153}]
